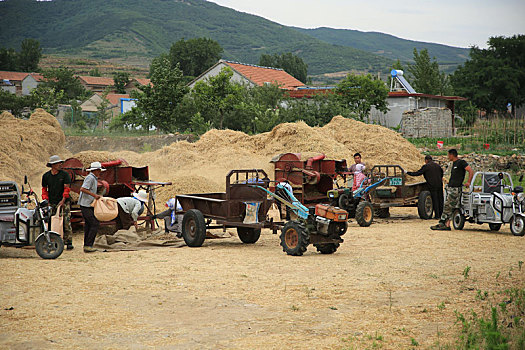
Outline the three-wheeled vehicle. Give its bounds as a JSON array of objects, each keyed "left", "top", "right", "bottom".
[
  {"left": 452, "top": 172, "right": 524, "bottom": 236},
  {"left": 0, "top": 177, "right": 64, "bottom": 259}
]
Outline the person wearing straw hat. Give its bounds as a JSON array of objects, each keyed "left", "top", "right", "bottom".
[
  {"left": 115, "top": 191, "right": 148, "bottom": 231},
  {"left": 78, "top": 162, "right": 105, "bottom": 252},
  {"left": 41, "top": 155, "right": 74, "bottom": 250}
]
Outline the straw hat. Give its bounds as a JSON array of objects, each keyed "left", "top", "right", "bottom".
[
  {"left": 86, "top": 161, "right": 106, "bottom": 172},
  {"left": 46, "top": 155, "right": 64, "bottom": 167},
  {"left": 133, "top": 191, "right": 148, "bottom": 203}
]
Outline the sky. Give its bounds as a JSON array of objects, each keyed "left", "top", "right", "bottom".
[{"left": 208, "top": 0, "right": 525, "bottom": 48}]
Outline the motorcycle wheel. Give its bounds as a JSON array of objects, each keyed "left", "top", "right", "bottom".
[
  {"left": 35, "top": 232, "right": 64, "bottom": 259},
  {"left": 510, "top": 215, "right": 525, "bottom": 237}
]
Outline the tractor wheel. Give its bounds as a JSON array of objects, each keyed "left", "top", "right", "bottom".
[
  {"left": 355, "top": 201, "right": 374, "bottom": 227},
  {"left": 328, "top": 221, "right": 348, "bottom": 236},
  {"left": 237, "top": 227, "right": 261, "bottom": 244},
  {"left": 488, "top": 223, "right": 502, "bottom": 231},
  {"left": 35, "top": 232, "right": 64, "bottom": 259},
  {"left": 182, "top": 209, "right": 207, "bottom": 247},
  {"left": 418, "top": 191, "right": 433, "bottom": 219},
  {"left": 452, "top": 209, "right": 465, "bottom": 230},
  {"left": 510, "top": 215, "right": 525, "bottom": 237},
  {"left": 314, "top": 243, "right": 340, "bottom": 254},
  {"left": 375, "top": 208, "right": 390, "bottom": 218},
  {"left": 280, "top": 221, "right": 309, "bottom": 256},
  {"left": 338, "top": 193, "right": 350, "bottom": 209}
]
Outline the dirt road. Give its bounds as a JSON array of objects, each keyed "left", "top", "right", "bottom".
[{"left": 1, "top": 208, "right": 524, "bottom": 349}]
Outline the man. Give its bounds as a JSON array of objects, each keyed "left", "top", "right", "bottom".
[
  {"left": 116, "top": 191, "right": 147, "bottom": 231},
  {"left": 78, "top": 162, "right": 104, "bottom": 252},
  {"left": 349, "top": 153, "right": 366, "bottom": 191},
  {"left": 431, "top": 149, "right": 474, "bottom": 231},
  {"left": 407, "top": 155, "right": 444, "bottom": 219},
  {"left": 154, "top": 198, "right": 183, "bottom": 237},
  {"left": 42, "top": 155, "right": 74, "bottom": 250}
]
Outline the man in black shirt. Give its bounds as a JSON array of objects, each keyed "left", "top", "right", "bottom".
[
  {"left": 407, "top": 155, "right": 444, "bottom": 218},
  {"left": 431, "top": 149, "right": 474, "bottom": 231},
  {"left": 42, "top": 155, "right": 74, "bottom": 249}
]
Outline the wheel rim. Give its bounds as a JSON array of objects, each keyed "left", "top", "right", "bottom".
[
  {"left": 363, "top": 206, "right": 372, "bottom": 222},
  {"left": 453, "top": 213, "right": 461, "bottom": 226},
  {"left": 425, "top": 196, "right": 433, "bottom": 216},
  {"left": 185, "top": 219, "right": 196, "bottom": 238},
  {"left": 285, "top": 228, "right": 299, "bottom": 249},
  {"left": 40, "top": 236, "right": 59, "bottom": 254},
  {"left": 512, "top": 216, "right": 524, "bottom": 232}
]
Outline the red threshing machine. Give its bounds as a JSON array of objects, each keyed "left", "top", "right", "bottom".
[
  {"left": 271, "top": 153, "right": 349, "bottom": 205},
  {"left": 62, "top": 157, "right": 171, "bottom": 229}
]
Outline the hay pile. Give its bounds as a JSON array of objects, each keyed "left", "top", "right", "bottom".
[
  {"left": 107, "top": 116, "right": 424, "bottom": 206},
  {"left": 0, "top": 109, "right": 70, "bottom": 186}
]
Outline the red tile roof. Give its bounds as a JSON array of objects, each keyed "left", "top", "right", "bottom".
[
  {"left": 78, "top": 76, "right": 114, "bottom": 86},
  {"left": 30, "top": 73, "right": 45, "bottom": 82},
  {"left": 105, "top": 93, "right": 130, "bottom": 106},
  {"left": 134, "top": 78, "right": 151, "bottom": 86},
  {"left": 223, "top": 61, "right": 304, "bottom": 90},
  {"left": 0, "top": 71, "right": 30, "bottom": 82}
]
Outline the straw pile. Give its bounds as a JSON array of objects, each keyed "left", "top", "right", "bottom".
[{"left": 0, "top": 109, "right": 70, "bottom": 186}]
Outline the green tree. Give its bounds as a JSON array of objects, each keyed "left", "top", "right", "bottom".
[
  {"left": 0, "top": 47, "right": 18, "bottom": 71},
  {"left": 169, "top": 38, "right": 223, "bottom": 79},
  {"left": 113, "top": 72, "right": 130, "bottom": 94},
  {"left": 451, "top": 35, "right": 525, "bottom": 114},
  {"left": 407, "top": 48, "right": 449, "bottom": 95},
  {"left": 18, "top": 39, "right": 41, "bottom": 72},
  {"left": 0, "top": 89, "right": 34, "bottom": 117},
  {"left": 259, "top": 52, "right": 308, "bottom": 83},
  {"left": 30, "top": 85, "right": 64, "bottom": 115},
  {"left": 41, "top": 67, "right": 90, "bottom": 102},
  {"left": 96, "top": 89, "right": 112, "bottom": 130},
  {"left": 335, "top": 74, "right": 389, "bottom": 120},
  {"left": 128, "top": 56, "right": 189, "bottom": 132}
]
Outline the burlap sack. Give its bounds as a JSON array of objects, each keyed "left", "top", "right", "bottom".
[
  {"left": 50, "top": 205, "right": 64, "bottom": 237},
  {"left": 92, "top": 197, "right": 119, "bottom": 222}
]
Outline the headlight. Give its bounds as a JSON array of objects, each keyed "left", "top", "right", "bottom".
[
  {"left": 518, "top": 192, "right": 525, "bottom": 203},
  {"left": 338, "top": 214, "right": 347, "bottom": 220}
]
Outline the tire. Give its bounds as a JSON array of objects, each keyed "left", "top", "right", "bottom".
[
  {"left": 237, "top": 227, "right": 261, "bottom": 244},
  {"left": 510, "top": 215, "right": 525, "bottom": 237},
  {"left": 328, "top": 221, "right": 348, "bottom": 236},
  {"left": 355, "top": 201, "right": 374, "bottom": 227},
  {"left": 182, "top": 209, "right": 207, "bottom": 247},
  {"left": 418, "top": 191, "right": 433, "bottom": 220},
  {"left": 314, "top": 243, "right": 340, "bottom": 254},
  {"left": 452, "top": 209, "right": 465, "bottom": 230},
  {"left": 375, "top": 208, "right": 390, "bottom": 218},
  {"left": 35, "top": 232, "right": 64, "bottom": 259},
  {"left": 280, "top": 220, "right": 309, "bottom": 256},
  {"left": 488, "top": 223, "right": 502, "bottom": 231},
  {"left": 338, "top": 193, "right": 350, "bottom": 209}
]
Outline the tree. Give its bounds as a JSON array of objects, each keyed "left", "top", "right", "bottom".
[
  {"left": 96, "top": 89, "right": 112, "bottom": 130},
  {"left": 41, "top": 67, "right": 90, "bottom": 103},
  {"left": 113, "top": 72, "right": 130, "bottom": 94},
  {"left": 128, "top": 56, "right": 189, "bottom": 132},
  {"left": 259, "top": 52, "right": 308, "bottom": 83},
  {"left": 407, "top": 48, "right": 449, "bottom": 95},
  {"left": 0, "top": 89, "right": 34, "bottom": 117},
  {"left": 0, "top": 47, "right": 18, "bottom": 71},
  {"left": 18, "top": 39, "right": 42, "bottom": 72},
  {"left": 169, "top": 38, "right": 223, "bottom": 79},
  {"left": 30, "top": 85, "right": 64, "bottom": 115},
  {"left": 451, "top": 35, "right": 525, "bottom": 114},
  {"left": 335, "top": 74, "right": 389, "bottom": 120}
]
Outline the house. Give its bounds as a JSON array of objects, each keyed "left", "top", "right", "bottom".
[
  {"left": 80, "top": 93, "right": 132, "bottom": 119},
  {"left": 124, "top": 78, "right": 152, "bottom": 94},
  {"left": 189, "top": 60, "right": 305, "bottom": 90},
  {"left": 368, "top": 70, "right": 467, "bottom": 137},
  {"left": 0, "top": 71, "right": 30, "bottom": 95},
  {"left": 21, "top": 74, "right": 42, "bottom": 95},
  {"left": 77, "top": 76, "right": 115, "bottom": 93}
]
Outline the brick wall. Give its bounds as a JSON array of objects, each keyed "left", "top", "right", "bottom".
[{"left": 401, "top": 107, "right": 453, "bottom": 138}]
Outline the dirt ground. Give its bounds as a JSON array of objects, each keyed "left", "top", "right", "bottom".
[{"left": 1, "top": 207, "right": 524, "bottom": 349}]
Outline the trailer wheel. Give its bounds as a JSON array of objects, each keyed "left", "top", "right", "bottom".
[
  {"left": 488, "top": 223, "right": 501, "bottom": 231},
  {"left": 452, "top": 209, "right": 465, "bottom": 230},
  {"left": 355, "top": 201, "right": 374, "bottom": 227},
  {"left": 280, "top": 221, "right": 309, "bottom": 256},
  {"left": 237, "top": 227, "right": 261, "bottom": 244},
  {"left": 314, "top": 243, "right": 339, "bottom": 254},
  {"left": 35, "top": 232, "right": 64, "bottom": 259},
  {"left": 418, "top": 191, "right": 433, "bottom": 219},
  {"left": 510, "top": 215, "right": 525, "bottom": 236},
  {"left": 182, "top": 209, "right": 207, "bottom": 247},
  {"left": 375, "top": 208, "right": 390, "bottom": 218}
]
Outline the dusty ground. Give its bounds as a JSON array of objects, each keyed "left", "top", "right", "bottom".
[{"left": 1, "top": 208, "right": 524, "bottom": 349}]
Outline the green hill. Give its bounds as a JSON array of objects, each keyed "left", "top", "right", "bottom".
[
  {"left": 0, "top": 0, "right": 468, "bottom": 75},
  {"left": 295, "top": 27, "right": 469, "bottom": 64}
]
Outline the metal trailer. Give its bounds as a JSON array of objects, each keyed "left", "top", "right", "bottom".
[
  {"left": 367, "top": 165, "right": 433, "bottom": 219},
  {"left": 0, "top": 181, "right": 22, "bottom": 245},
  {"left": 176, "top": 169, "right": 279, "bottom": 247}
]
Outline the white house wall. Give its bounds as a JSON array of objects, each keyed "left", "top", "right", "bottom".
[{"left": 22, "top": 76, "right": 38, "bottom": 95}]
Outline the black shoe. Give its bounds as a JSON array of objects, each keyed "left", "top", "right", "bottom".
[
  {"left": 430, "top": 223, "right": 451, "bottom": 231},
  {"left": 67, "top": 243, "right": 74, "bottom": 250}
]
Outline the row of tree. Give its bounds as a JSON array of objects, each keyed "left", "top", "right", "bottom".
[{"left": 0, "top": 39, "right": 42, "bottom": 72}]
